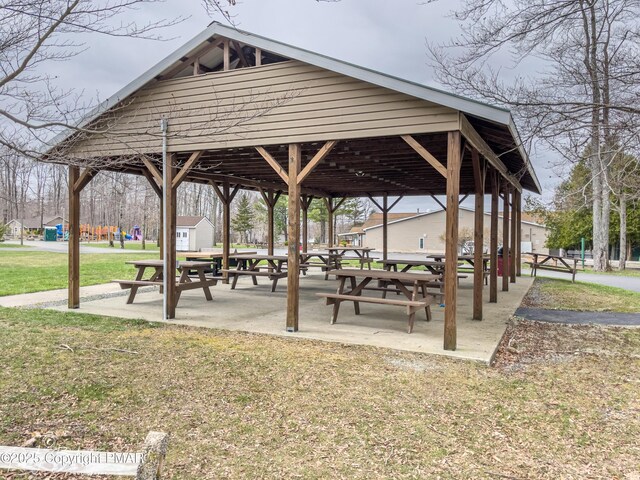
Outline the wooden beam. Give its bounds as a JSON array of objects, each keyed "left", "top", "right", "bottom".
[
  {"left": 256, "top": 147, "right": 289, "bottom": 184},
  {"left": 510, "top": 186, "right": 517, "bottom": 283},
  {"left": 325, "top": 198, "right": 334, "bottom": 247},
  {"left": 471, "top": 148, "right": 484, "bottom": 321},
  {"left": 287, "top": 144, "right": 302, "bottom": 332},
  {"left": 142, "top": 158, "right": 162, "bottom": 186},
  {"left": 382, "top": 195, "right": 388, "bottom": 261},
  {"left": 165, "top": 154, "right": 177, "bottom": 318},
  {"left": 367, "top": 194, "right": 383, "bottom": 211},
  {"left": 222, "top": 182, "right": 232, "bottom": 283},
  {"left": 502, "top": 183, "right": 510, "bottom": 292},
  {"left": 401, "top": 135, "right": 448, "bottom": 178},
  {"left": 490, "top": 169, "right": 499, "bottom": 303},
  {"left": 444, "top": 131, "right": 462, "bottom": 351},
  {"left": 297, "top": 140, "right": 337, "bottom": 184},
  {"left": 68, "top": 166, "right": 80, "bottom": 309},
  {"left": 460, "top": 114, "right": 523, "bottom": 192},
  {"left": 260, "top": 189, "right": 280, "bottom": 256},
  {"left": 301, "top": 195, "right": 313, "bottom": 253},
  {"left": 172, "top": 151, "right": 204, "bottom": 189},
  {"left": 431, "top": 195, "right": 446, "bottom": 211},
  {"left": 515, "top": 190, "right": 522, "bottom": 277},
  {"left": 73, "top": 168, "right": 98, "bottom": 194},
  {"left": 142, "top": 169, "right": 162, "bottom": 198},
  {"left": 159, "top": 37, "right": 225, "bottom": 79},
  {"left": 389, "top": 196, "right": 403, "bottom": 210},
  {"left": 255, "top": 47, "right": 262, "bottom": 66},
  {"left": 223, "top": 38, "right": 230, "bottom": 71},
  {"left": 231, "top": 40, "right": 249, "bottom": 67},
  {"left": 193, "top": 58, "right": 200, "bottom": 76}
]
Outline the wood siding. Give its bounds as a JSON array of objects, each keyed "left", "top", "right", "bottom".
[{"left": 66, "top": 61, "right": 460, "bottom": 157}]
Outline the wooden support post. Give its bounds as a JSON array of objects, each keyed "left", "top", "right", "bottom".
[
  {"left": 301, "top": 195, "right": 313, "bottom": 253},
  {"left": 444, "top": 131, "right": 462, "bottom": 351},
  {"left": 490, "top": 169, "right": 499, "bottom": 303},
  {"left": 471, "top": 148, "right": 484, "bottom": 320},
  {"left": 259, "top": 190, "right": 279, "bottom": 256},
  {"left": 68, "top": 166, "right": 80, "bottom": 309},
  {"left": 223, "top": 39, "right": 230, "bottom": 71},
  {"left": 165, "top": 155, "right": 177, "bottom": 319},
  {"left": 510, "top": 187, "right": 517, "bottom": 283},
  {"left": 287, "top": 144, "right": 302, "bottom": 332},
  {"left": 515, "top": 190, "right": 522, "bottom": 277},
  {"left": 382, "top": 195, "right": 388, "bottom": 261},
  {"left": 502, "top": 183, "right": 510, "bottom": 292},
  {"left": 211, "top": 181, "right": 239, "bottom": 283},
  {"left": 326, "top": 198, "right": 334, "bottom": 247}
]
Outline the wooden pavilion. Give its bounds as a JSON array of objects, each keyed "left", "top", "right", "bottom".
[{"left": 48, "top": 22, "right": 541, "bottom": 351}]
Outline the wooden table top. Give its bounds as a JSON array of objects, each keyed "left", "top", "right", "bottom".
[
  {"left": 332, "top": 268, "right": 440, "bottom": 282},
  {"left": 181, "top": 252, "right": 225, "bottom": 258},
  {"left": 327, "top": 247, "right": 374, "bottom": 252},
  {"left": 125, "top": 259, "right": 212, "bottom": 268},
  {"left": 428, "top": 254, "right": 490, "bottom": 261},
  {"left": 301, "top": 251, "right": 342, "bottom": 257},
  {"left": 230, "top": 254, "right": 288, "bottom": 261},
  {"left": 381, "top": 259, "right": 459, "bottom": 267}
]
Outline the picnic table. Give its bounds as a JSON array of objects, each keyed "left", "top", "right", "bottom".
[
  {"left": 316, "top": 269, "right": 440, "bottom": 333},
  {"left": 223, "top": 254, "right": 300, "bottom": 292},
  {"left": 327, "top": 246, "right": 377, "bottom": 270},
  {"left": 300, "top": 251, "right": 343, "bottom": 279},
  {"left": 526, "top": 253, "right": 578, "bottom": 282},
  {"left": 113, "top": 259, "right": 220, "bottom": 304},
  {"left": 183, "top": 251, "right": 257, "bottom": 275},
  {"left": 428, "top": 254, "right": 490, "bottom": 284}
]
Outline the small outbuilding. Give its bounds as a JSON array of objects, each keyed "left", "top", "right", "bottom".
[{"left": 176, "top": 216, "right": 214, "bottom": 252}]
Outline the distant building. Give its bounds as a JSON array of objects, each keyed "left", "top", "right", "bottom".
[
  {"left": 6, "top": 215, "right": 67, "bottom": 239},
  {"left": 176, "top": 216, "right": 214, "bottom": 251},
  {"left": 361, "top": 207, "right": 549, "bottom": 254}
]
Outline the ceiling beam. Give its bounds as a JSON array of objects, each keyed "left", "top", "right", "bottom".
[
  {"left": 297, "top": 140, "right": 337, "bottom": 184},
  {"left": 459, "top": 114, "right": 522, "bottom": 192},
  {"left": 256, "top": 146, "right": 289, "bottom": 183},
  {"left": 401, "top": 135, "right": 448, "bottom": 178}
]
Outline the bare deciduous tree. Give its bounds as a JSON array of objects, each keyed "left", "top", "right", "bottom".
[{"left": 427, "top": 0, "right": 640, "bottom": 271}]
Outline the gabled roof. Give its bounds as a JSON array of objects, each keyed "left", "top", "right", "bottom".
[
  {"left": 176, "top": 216, "right": 212, "bottom": 228},
  {"left": 363, "top": 206, "right": 547, "bottom": 231},
  {"left": 50, "top": 22, "right": 541, "bottom": 194}
]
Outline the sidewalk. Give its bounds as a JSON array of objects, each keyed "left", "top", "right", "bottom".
[{"left": 0, "top": 283, "right": 121, "bottom": 308}]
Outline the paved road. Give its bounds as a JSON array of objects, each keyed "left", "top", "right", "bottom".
[
  {"left": 0, "top": 240, "right": 157, "bottom": 254},
  {"left": 515, "top": 307, "right": 640, "bottom": 325},
  {"left": 522, "top": 268, "right": 640, "bottom": 293}
]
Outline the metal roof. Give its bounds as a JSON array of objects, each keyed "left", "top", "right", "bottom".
[{"left": 50, "top": 21, "right": 541, "bottom": 194}]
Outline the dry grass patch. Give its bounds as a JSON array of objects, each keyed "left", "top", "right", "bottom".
[
  {"left": 523, "top": 277, "right": 640, "bottom": 313},
  {"left": 0, "top": 307, "right": 638, "bottom": 479}
]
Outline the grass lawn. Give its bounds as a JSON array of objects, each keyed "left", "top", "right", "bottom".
[
  {"left": 0, "top": 307, "right": 637, "bottom": 479},
  {"left": 0, "top": 251, "right": 158, "bottom": 296},
  {"left": 522, "top": 277, "right": 640, "bottom": 313},
  {"left": 0, "top": 242, "right": 30, "bottom": 248}
]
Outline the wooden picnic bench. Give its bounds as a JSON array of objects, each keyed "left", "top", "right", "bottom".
[
  {"left": 316, "top": 269, "right": 439, "bottom": 333},
  {"left": 300, "top": 251, "right": 343, "bottom": 279},
  {"left": 525, "top": 253, "right": 578, "bottom": 282},
  {"left": 327, "top": 246, "right": 377, "bottom": 270},
  {"left": 428, "top": 254, "right": 489, "bottom": 284},
  {"left": 113, "top": 259, "right": 221, "bottom": 304},
  {"left": 223, "top": 254, "right": 293, "bottom": 292}
]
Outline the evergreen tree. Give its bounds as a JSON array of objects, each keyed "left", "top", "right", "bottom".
[{"left": 232, "top": 193, "right": 255, "bottom": 244}]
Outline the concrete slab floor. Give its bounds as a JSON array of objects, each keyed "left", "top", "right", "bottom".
[{"left": 44, "top": 272, "right": 533, "bottom": 363}]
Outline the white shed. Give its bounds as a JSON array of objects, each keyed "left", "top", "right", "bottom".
[{"left": 176, "top": 216, "right": 214, "bottom": 252}]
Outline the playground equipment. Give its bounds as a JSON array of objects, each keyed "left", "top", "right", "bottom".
[{"left": 79, "top": 224, "right": 134, "bottom": 241}]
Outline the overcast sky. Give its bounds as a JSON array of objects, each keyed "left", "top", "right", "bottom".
[{"left": 49, "top": 0, "right": 559, "bottom": 212}]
